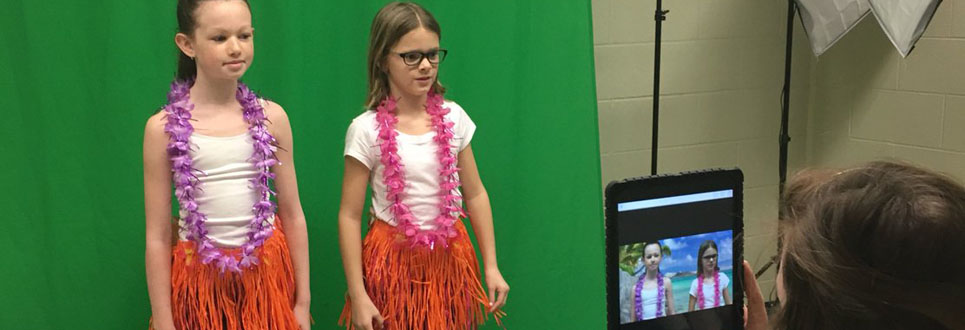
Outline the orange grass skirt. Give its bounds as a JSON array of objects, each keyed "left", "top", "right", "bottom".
[
  {"left": 339, "top": 220, "right": 505, "bottom": 330},
  {"left": 150, "top": 220, "right": 298, "bottom": 330}
]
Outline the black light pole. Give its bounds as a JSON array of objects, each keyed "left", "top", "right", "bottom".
[
  {"left": 779, "top": 0, "right": 795, "bottom": 195},
  {"left": 758, "top": 0, "right": 796, "bottom": 284},
  {"left": 652, "top": 1, "right": 669, "bottom": 175}
]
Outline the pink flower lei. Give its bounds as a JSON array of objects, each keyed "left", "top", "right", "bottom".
[
  {"left": 374, "top": 92, "right": 466, "bottom": 248},
  {"left": 164, "top": 79, "right": 278, "bottom": 274},
  {"left": 697, "top": 270, "right": 721, "bottom": 309}
]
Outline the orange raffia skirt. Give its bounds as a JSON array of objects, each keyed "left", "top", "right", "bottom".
[
  {"left": 150, "top": 218, "right": 298, "bottom": 330},
  {"left": 339, "top": 219, "right": 505, "bottom": 330}
]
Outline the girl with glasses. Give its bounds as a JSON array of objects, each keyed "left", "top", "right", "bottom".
[
  {"left": 688, "top": 240, "right": 732, "bottom": 311},
  {"left": 337, "top": 2, "right": 508, "bottom": 329}
]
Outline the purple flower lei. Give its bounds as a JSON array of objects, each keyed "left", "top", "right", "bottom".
[
  {"left": 374, "top": 92, "right": 466, "bottom": 248},
  {"left": 634, "top": 271, "right": 665, "bottom": 320},
  {"left": 163, "top": 79, "right": 278, "bottom": 274},
  {"left": 697, "top": 270, "right": 721, "bottom": 309}
]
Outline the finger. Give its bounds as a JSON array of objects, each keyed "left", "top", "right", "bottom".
[
  {"left": 489, "top": 285, "right": 499, "bottom": 312},
  {"left": 374, "top": 313, "right": 385, "bottom": 330},
  {"left": 488, "top": 285, "right": 497, "bottom": 312},
  {"left": 743, "top": 261, "right": 765, "bottom": 309},
  {"left": 497, "top": 287, "right": 509, "bottom": 310},
  {"left": 742, "top": 260, "right": 768, "bottom": 329},
  {"left": 743, "top": 305, "right": 749, "bottom": 327}
]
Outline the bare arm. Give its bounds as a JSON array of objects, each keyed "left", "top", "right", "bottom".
[
  {"left": 144, "top": 113, "right": 175, "bottom": 330},
  {"left": 457, "top": 145, "right": 509, "bottom": 312},
  {"left": 338, "top": 156, "right": 384, "bottom": 329},
  {"left": 265, "top": 102, "right": 311, "bottom": 325},
  {"left": 723, "top": 282, "right": 732, "bottom": 305},
  {"left": 688, "top": 295, "right": 697, "bottom": 312},
  {"left": 664, "top": 277, "right": 676, "bottom": 315},
  {"left": 338, "top": 156, "right": 370, "bottom": 301},
  {"left": 630, "top": 293, "right": 637, "bottom": 322}
]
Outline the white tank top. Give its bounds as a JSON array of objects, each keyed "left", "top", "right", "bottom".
[
  {"left": 636, "top": 285, "right": 662, "bottom": 320},
  {"left": 177, "top": 131, "right": 275, "bottom": 248}
]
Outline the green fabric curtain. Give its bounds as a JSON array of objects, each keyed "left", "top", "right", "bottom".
[{"left": 0, "top": 1, "right": 604, "bottom": 328}]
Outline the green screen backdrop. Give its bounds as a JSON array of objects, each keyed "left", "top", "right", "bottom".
[{"left": 0, "top": 1, "right": 604, "bottom": 328}]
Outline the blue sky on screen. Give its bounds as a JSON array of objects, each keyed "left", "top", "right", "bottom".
[{"left": 654, "top": 230, "right": 733, "bottom": 274}]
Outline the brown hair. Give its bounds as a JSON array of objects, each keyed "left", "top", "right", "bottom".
[
  {"left": 365, "top": 1, "right": 445, "bottom": 109},
  {"left": 696, "top": 240, "right": 719, "bottom": 276},
  {"left": 774, "top": 161, "right": 965, "bottom": 330}
]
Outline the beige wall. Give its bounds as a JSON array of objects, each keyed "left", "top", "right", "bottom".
[
  {"left": 593, "top": 0, "right": 965, "bottom": 300},
  {"left": 807, "top": 0, "right": 965, "bottom": 181},
  {"left": 592, "top": 0, "right": 812, "bottom": 297}
]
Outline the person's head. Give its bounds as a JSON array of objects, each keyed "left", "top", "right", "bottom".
[
  {"left": 366, "top": 1, "right": 446, "bottom": 109},
  {"left": 775, "top": 161, "right": 965, "bottom": 330},
  {"left": 174, "top": 0, "right": 253, "bottom": 82},
  {"left": 642, "top": 242, "right": 663, "bottom": 275},
  {"left": 696, "top": 240, "right": 719, "bottom": 277}
]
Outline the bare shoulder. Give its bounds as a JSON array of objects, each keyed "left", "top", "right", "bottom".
[
  {"left": 144, "top": 111, "right": 168, "bottom": 141},
  {"left": 143, "top": 111, "right": 171, "bottom": 163},
  {"left": 263, "top": 99, "right": 290, "bottom": 126}
]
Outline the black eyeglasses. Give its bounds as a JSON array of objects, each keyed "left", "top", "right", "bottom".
[
  {"left": 702, "top": 254, "right": 718, "bottom": 260},
  {"left": 393, "top": 49, "right": 448, "bottom": 66}
]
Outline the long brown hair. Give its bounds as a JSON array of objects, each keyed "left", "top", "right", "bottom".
[
  {"left": 696, "top": 240, "right": 719, "bottom": 276},
  {"left": 774, "top": 161, "right": 965, "bottom": 330},
  {"left": 365, "top": 1, "right": 445, "bottom": 109}
]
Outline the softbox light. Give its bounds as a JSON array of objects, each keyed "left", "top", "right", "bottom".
[
  {"left": 868, "top": 0, "right": 942, "bottom": 57},
  {"left": 795, "top": 0, "right": 872, "bottom": 56}
]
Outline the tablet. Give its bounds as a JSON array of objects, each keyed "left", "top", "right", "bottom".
[{"left": 605, "top": 169, "right": 744, "bottom": 330}]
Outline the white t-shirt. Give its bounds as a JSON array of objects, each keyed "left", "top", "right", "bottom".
[
  {"left": 344, "top": 101, "right": 475, "bottom": 229},
  {"left": 689, "top": 272, "right": 731, "bottom": 310}
]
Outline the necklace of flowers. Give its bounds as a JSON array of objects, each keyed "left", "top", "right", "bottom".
[
  {"left": 697, "top": 270, "right": 721, "bottom": 309},
  {"left": 164, "top": 79, "right": 278, "bottom": 274},
  {"left": 635, "top": 269, "right": 664, "bottom": 319},
  {"left": 375, "top": 92, "right": 465, "bottom": 248}
]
